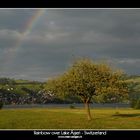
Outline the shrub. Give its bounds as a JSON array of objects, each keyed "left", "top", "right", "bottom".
[
  {"left": 130, "top": 99, "right": 140, "bottom": 109},
  {"left": 135, "top": 99, "right": 140, "bottom": 109},
  {"left": 0, "top": 102, "right": 3, "bottom": 109},
  {"left": 130, "top": 99, "right": 137, "bottom": 108},
  {"left": 69, "top": 105, "right": 75, "bottom": 109}
]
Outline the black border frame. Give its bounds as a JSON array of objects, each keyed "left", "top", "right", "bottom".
[
  {"left": 0, "top": 0, "right": 140, "bottom": 139},
  {"left": 0, "top": 0, "right": 140, "bottom": 8}
]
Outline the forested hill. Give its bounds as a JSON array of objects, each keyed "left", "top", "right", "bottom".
[
  {"left": 0, "top": 78, "right": 42, "bottom": 85},
  {"left": 0, "top": 77, "right": 80, "bottom": 104},
  {"left": 0, "top": 76, "right": 140, "bottom": 105},
  {"left": 0, "top": 78, "right": 47, "bottom": 104}
]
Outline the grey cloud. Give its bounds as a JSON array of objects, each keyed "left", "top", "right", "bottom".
[
  {"left": 0, "top": 9, "right": 140, "bottom": 81},
  {"left": 0, "top": 9, "right": 40, "bottom": 32},
  {"left": 108, "top": 58, "right": 140, "bottom": 75}
]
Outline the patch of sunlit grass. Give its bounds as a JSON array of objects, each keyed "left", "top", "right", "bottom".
[{"left": 0, "top": 108, "right": 140, "bottom": 129}]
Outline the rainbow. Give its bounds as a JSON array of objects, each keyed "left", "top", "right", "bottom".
[
  {"left": 3, "top": 9, "right": 46, "bottom": 68},
  {"left": 22, "top": 9, "right": 46, "bottom": 36}
]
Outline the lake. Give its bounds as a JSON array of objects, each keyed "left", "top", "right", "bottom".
[{"left": 3, "top": 103, "right": 130, "bottom": 109}]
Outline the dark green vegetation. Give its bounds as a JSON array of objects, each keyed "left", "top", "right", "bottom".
[
  {"left": 0, "top": 108, "right": 140, "bottom": 129},
  {"left": 130, "top": 99, "right": 140, "bottom": 109},
  {"left": 126, "top": 76, "right": 140, "bottom": 109},
  {"left": 0, "top": 102, "right": 3, "bottom": 109}
]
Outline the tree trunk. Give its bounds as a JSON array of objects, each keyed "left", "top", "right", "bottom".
[{"left": 85, "top": 102, "right": 92, "bottom": 120}]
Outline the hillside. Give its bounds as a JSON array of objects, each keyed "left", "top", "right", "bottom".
[
  {"left": 0, "top": 76, "right": 140, "bottom": 105},
  {"left": 0, "top": 77, "right": 78, "bottom": 104},
  {"left": 0, "top": 78, "right": 43, "bottom": 95}
]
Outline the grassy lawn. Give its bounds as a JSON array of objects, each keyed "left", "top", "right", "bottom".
[{"left": 0, "top": 108, "right": 140, "bottom": 129}]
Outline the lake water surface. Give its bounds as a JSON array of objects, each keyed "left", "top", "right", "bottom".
[{"left": 3, "top": 103, "right": 130, "bottom": 109}]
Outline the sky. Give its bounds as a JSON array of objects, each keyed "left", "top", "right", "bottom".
[{"left": 0, "top": 9, "right": 140, "bottom": 81}]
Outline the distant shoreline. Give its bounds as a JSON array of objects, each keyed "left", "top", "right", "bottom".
[{"left": 3, "top": 103, "right": 130, "bottom": 109}]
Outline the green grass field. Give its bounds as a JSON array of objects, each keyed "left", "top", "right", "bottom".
[{"left": 0, "top": 108, "right": 140, "bottom": 129}]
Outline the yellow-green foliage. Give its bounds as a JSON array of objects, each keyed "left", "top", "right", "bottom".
[{"left": 45, "top": 58, "right": 128, "bottom": 103}]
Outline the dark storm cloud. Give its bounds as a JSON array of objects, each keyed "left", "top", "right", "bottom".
[
  {"left": 0, "top": 9, "right": 140, "bottom": 81},
  {"left": 0, "top": 9, "right": 39, "bottom": 32}
]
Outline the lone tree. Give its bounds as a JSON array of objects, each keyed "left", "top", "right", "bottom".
[{"left": 45, "top": 58, "right": 128, "bottom": 120}]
